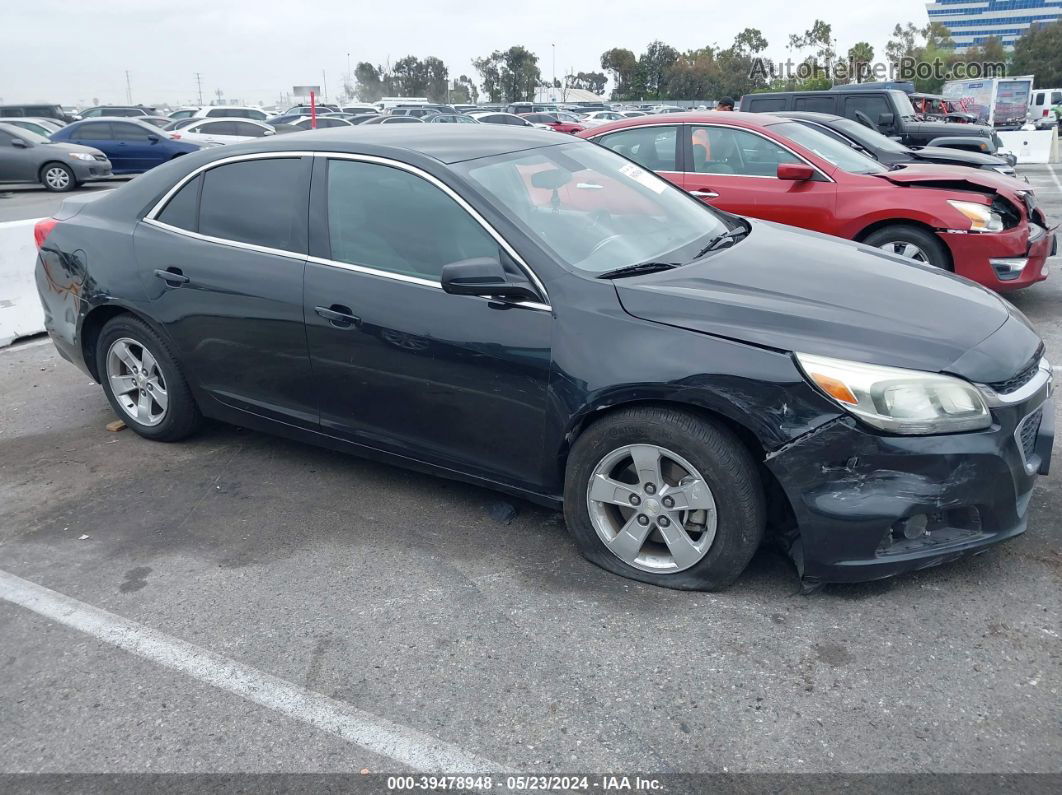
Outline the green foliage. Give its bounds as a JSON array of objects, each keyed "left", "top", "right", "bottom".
[
  {"left": 1011, "top": 21, "right": 1062, "bottom": 86},
  {"left": 472, "top": 52, "right": 504, "bottom": 103},
  {"left": 600, "top": 48, "right": 640, "bottom": 99},
  {"left": 566, "top": 71, "right": 607, "bottom": 95},
  {"left": 354, "top": 56, "right": 450, "bottom": 102},
  {"left": 474, "top": 47, "right": 541, "bottom": 102}
]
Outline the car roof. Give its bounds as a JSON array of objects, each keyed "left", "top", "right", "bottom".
[
  {"left": 201, "top": 125, "right": 565, "bottom": 164},
  {"left": 582, "top": 110, "right": 789, "bottom": 136},
  {"left": 771, "top": 111, "right": 846, "bottom": 123}
]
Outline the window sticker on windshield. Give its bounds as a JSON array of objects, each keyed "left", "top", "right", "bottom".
[{"left": 619, "top": 163, "right": 666, "bottom": 194}]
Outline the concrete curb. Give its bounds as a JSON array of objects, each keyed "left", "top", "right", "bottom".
[{"left": 0, "top": 218, "right": 44, "bottom": 348}]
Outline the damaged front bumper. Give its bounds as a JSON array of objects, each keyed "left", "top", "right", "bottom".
[{"left": 765, "top": 378, "right": 1053, "bottom": 586}]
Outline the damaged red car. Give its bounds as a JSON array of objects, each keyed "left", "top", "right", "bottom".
[{"left": 579, "top": 112, "right": 1056, "bottom": 290}]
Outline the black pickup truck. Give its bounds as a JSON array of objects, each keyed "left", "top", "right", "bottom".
[{"left": 739, "top": 88, "right": 997, "bottom": 151}]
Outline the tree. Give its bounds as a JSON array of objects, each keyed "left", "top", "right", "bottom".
[
  {"left": 789, "top": 19, "right": 836, "bottom": 66},
  {"left": 847, "top": 42, "right": 874, "bottom": 83},
  {"left": 472, "top": 51, "right": 504, "bottom": 103},
  {"left": 601, "top": 47, "right": 639, "bottom": 100},
  {"left": 883, "top": 21, "right": 959, "bottom": 92},
  {"left": 499, "top": 46, "right": 541, "bottom": 102},
  {"left": 354, "top": 62, "right": 384, "bottom": 102},
  {"left": 1012, "top": 21, "right": 1062, "bottom": 86},
  {"left": 665, "top": 48, "right": 720, "bottom": 101},
  {"left": 567, "top": 71, "right": 607, "bottom": 95},
  {"left": 640, "top": 40, "right": 680, "bottom": 98},
  {"left": 717, "top": 29, "right": 771, "bottom": 98},
  {"left": 450, "top": 75, "right": 479, "bottom": 104}
]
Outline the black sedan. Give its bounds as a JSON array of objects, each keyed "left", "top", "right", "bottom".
[
  {"left": 33, "top": 126, "right": 1052, "bottom": 590},
  {"left": 774, "top": 111, "right": 1017, "bottom": 178}
]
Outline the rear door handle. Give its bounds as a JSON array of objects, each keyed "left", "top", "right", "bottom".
[
  {"left": 154, "top": 267, "right": 189, "bottom": 286},
  {"left": 315, "top": 304, "right": 360, "bottom": 329},
  {"left": 690, "top": 189, "right": 719, "bottom": 199}
]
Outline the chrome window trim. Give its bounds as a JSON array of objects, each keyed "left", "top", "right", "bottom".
[{"left": 143, "top": 149, "right": 552, "bottom": 312}]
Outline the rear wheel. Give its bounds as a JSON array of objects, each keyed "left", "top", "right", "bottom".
[
  {"left": 563, "top": 407, "right": 765, "bottom": 590},
  {"left": 95, "top": 315, "right": 202, "bottom": 441},
  {"left": 40, "top": 162, "right": 76, "bottom": 192},
  {"left": 863, "top": 224, "right": 949, "bottom": 269}
]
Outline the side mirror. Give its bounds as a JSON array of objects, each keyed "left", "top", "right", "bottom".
[
  {"left": 11, "top": 138, "right": 29, "bottom": 148},
  {"left": 441, "top": 257, "right": 540, "bottom": 302},
  {"left": 147, "top": 134, "right": 159, "bottom": 143},
  {"left": 877, "top": 112, "right": 895, "bottom": 128},
  {"left": 263, "top": 129, "right": 275, "bottom": 136},
  {"left": 777, "top": 163, "right": 815, "bottom": 181}
]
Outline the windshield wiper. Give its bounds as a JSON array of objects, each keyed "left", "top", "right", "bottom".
[
  {"left": 596, "top": 262, "right": 678, "bottom": 279},
  {"left": 689, "top": 224, "right": 750, "bottom": 260}
]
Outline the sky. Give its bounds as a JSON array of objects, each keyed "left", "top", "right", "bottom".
[{"left": 1, "top": 1, "right": 932, "bottom": 107}]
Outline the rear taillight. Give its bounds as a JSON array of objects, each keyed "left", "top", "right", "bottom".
[
  {"left": 1044, "top": 109, "right": 1050, "bottom": 117},
  {"left": 34, "top": 218, "right": 58, "bottom": 249}
]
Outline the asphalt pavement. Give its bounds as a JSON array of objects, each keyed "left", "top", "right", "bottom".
[{"left": 0, "top": 168, "right": 1059, "bottom": 779}]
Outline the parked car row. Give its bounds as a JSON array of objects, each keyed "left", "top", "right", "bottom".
[
  {"left": 34, "top": 125, "right": 1054, "bottom": 592},
  {"left": 578, "top": 111, "right": 1054, "bottom": 291}
]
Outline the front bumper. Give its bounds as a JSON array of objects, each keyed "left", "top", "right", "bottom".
[
  {"left": 70, "top": 159, "right": 113, "bottom": 182},
  {"left": 940, "top": 224, "right": 1054, "bottom": 291},
  {"left": 766, "top": 383, "right": 1053, "bottom": 585}
]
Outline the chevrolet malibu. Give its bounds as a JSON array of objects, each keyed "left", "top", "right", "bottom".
[
  {"left": 578, "top": 112, "right": 1055, "bottom": 291},
  {"left": 34, "top": 127, "right": 1053, "bottom": 590}
]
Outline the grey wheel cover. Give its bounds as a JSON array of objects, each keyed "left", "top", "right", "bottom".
[
  {"left": 106, "top": 337, "right": 169, "bottom": 426},
  {"left": 879, "top": 240, "right": 929, "bottom": 262},
  {"left": 586, "top": 444, "right": 718, "bottom": 574},
  {"left": 44, "top": 166, "right": 70, "bottom": 190}
]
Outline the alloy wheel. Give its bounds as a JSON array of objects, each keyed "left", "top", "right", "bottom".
[
  {"left": 878, "top": 241, "right": 929, "bottom": 262},
  {"left": 106, "top": 337, "right": 169, "bottom": 426},
  {"left": 586, "top": 444, "right": 718, "bottom": 573},
  {"left": 44, "top": 166, "right": 70, "bottom": 190}
]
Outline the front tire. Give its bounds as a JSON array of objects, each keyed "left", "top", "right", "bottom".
[
  {"left": 95, "top": 315, "right": 202, "bottom": 441},
  {"left": 863, "top": 224, "right": 949, "bottom": 269},
  {"left": 40, "top": 162, "right": 77, "bottom": 192},
  {"left": 563, "top": 407, "right": 765, "bottom": 591}
]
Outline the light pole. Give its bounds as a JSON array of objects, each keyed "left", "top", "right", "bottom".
[{"left": 551, "top": 43, "right": 556, "bottom": 102}]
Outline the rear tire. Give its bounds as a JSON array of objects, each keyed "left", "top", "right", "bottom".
[
  {"left": 563, "top": 407, "right": 765, "bottom": 591},
  {"left": 95, "top": 315, "right": 202, "bottom": 442},
  {"left": 40, "top": 162, "right": 76, "bottom": 192},
  {"left": 864, "top": 224, "right": 949, "bottom": 269}
]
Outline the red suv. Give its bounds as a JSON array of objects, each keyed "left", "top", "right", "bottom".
[
  {"left": 521, "top": 112, "right": 586, "bottom": 134},
  {"left": 578, "top": 112, "right": 1055, "bottom": 290}
]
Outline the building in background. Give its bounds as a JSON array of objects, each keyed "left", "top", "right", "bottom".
[{"left": 926, "top": 0, "right": 1062, "bottom": 50}]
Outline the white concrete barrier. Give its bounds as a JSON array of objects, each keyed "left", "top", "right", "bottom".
[
  {"left": 996, "top": 128, "right": 1060, "bottom": 164},
  {"left": 0, "top": 218, "right": 45, "bottom": 348}
]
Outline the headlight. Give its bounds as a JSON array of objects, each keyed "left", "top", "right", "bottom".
[
  {"left": 68, "top": 152, "right": 95, "bottom": 161},
  {"left": 947, "top": 200, "right": 1003, "bottom": 232},
  {"left": 796, "top": 353, "right": 991, "bottom": 434}
]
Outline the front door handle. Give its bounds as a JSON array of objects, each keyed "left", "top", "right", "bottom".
[
  {"left": 154, "top": 267, "right": 189, "bottom": 286},
  {"left": 315, "top": 304, "right": 360, "bottom": 329},
  {"left": 690, "top": 189, "right": 719, "bottom": 199}
]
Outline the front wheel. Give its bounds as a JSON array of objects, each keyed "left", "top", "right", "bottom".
[
  {"left": 96, "top": 315, "right": 202, "bottom": 441},
  {"left": 40, "top": 162, "right": 77, "bottom": 192},
  {"left": 863, "top": 224, "right": 949, "bottom": 269},
  {"left": 563, "top": 407, "right": 765, "bottom": 591}
]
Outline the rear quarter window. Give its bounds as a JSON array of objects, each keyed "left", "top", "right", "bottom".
[{"left": 156, "top": 174, "right": 202, "bottom": 231}]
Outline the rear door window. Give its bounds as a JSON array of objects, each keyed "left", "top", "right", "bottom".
[
  {"left": 745, "top": 97, "right": 787, "bottom": 112},
  {"left": 113, "top": 123, "right": 152, "bottom": 141},
  {"left": 198, "top": 158, "right": 309, "bottom": 252},
  {"left": 794, "top": 96, "right": 836, "bottom": 113},
  {"left": 74, "top": 122, "right": 114, "bottom": 141}
]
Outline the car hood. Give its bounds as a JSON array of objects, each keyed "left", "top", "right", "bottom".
[
  {"left": 44, "top": 141, "right": 106, "bottom": 158},
  {"left": 908, "top": 146, "right": 1005, "bottom": 167},
  {"left": 614, "top": 220, "right": 1039, "bottom": 382},
  {"left": 868, "top": 163, "right": 1028, "bottom": 196},
  {"left": 904, "top": 119, "right": 993, "bottom": 138}
]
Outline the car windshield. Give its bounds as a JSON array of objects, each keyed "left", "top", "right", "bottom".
[
  {"left": 455, "top": 142, "right": 729, "bottom": 275},
  {"left": 891, "top": 90, "right": 917, "bottom": 119},
  {"left": 769, "top": 122, "right": 888, "bottom": 175},
  {"left": 11, "top": 127, "right": 50, "bottom": 144},
  {"left": 832, "top": 118, "right": 909, "bottom": 154}
]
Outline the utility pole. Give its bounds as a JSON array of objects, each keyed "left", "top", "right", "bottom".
[
  {"left": 551, "top": 44, "right": 556, "bottom": 102},
  {"left": 322, "top": 69, "right": 328, "bottom": 103},
  {"left": 125, "top": 70, "right": 132, "bottom": 104},
  {"left": 194, "top": 72, "right": 204, "bottom": 105},
  {"left": 347, "top": 52, "right": 352, "bottom": 101},
  {"left": 215, "top": 88, "right": 223, "bottom": 105}
]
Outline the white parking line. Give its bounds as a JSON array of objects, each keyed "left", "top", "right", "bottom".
[
  {"left": 0, "top": 336, "right": 52, "bottom": 353},
  {"left": 0, "top": 568, "right": 504, "bottom": 773},
  {"left": 1048, "top": 165, "right": 1062, "bottom": 194}
]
